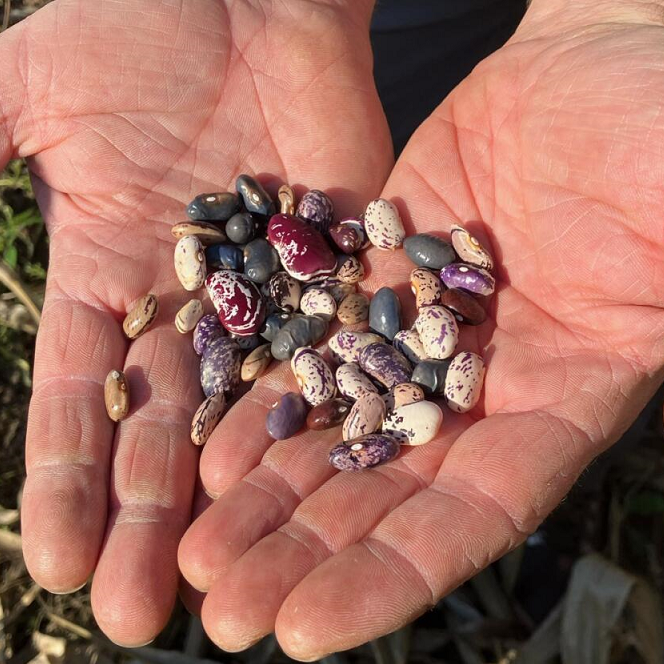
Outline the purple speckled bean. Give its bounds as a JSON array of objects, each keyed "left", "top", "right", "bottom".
[
  {"left": 382, "top": 383, "right": 425, "bottom": 412},
  {"left": 193, "top": 314, "right": 225, "bottom": 355},
  {"left": 291, "top": 347, "right": 336, "bottom": 406},
  {"left": 357, "top": 342, "right": 412, "bottom": 389},
  {"left": 440, "top": 262, "right": 495, "bottom": 296},
  {"left": 296, "top": 190, "right": 334, "bottom": 234},
  {"left": 414, "top": 306, "right": 459, "bottom": 360},
  {"left": 328, "top": 331, "right": 384, "bottom": 364},
  {"left": 329, "top": 433, "right": 401, "bottom": 471},
  {"left": 266, "top": 392, "right": 308, "bottom": 440},
  {"left": 393, "top": 330, "right": 428, "bottom": 364},
  {"left": 200, "top": 336, "right": 241, "bottom": 397},
  {"left": 364, "top": 198, "right": 405, "bottom": 251},
  {"left": 335, "top": 362, "right": 378, "bottom": 401},
  {"left": 342, "top": 392, "right": 386, "bottom": 441},
  {"left": 444, "top": 351, "right": 485, "bottom": 413}
]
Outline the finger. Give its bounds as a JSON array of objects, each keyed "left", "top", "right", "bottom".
[
  {"left": 91, "top": 294, "right": 200, "bottom": 647},
  {"left": 22, "top": 246, "right": 126, "bottom": 593},
  {"left": 179, "top": 478, "right": 214, "bottom": 617},
  {"left": 272, "top": 408, "right": 597, "bottom": 660},
  {"left": 199, "top": 415, "right": 468, "bottom": 651},
  {"left": 179, "top": 420, "right": 338, "bottom": 592}
]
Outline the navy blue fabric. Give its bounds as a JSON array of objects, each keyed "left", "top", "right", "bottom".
[{"left": 370, "top": 0, "right": 527, "bottom": 155}]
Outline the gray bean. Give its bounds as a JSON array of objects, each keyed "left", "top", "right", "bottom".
[
  {"left": 243, "top": 238, "right": 281, "bottom": 284},
  {"left": 369, "top": 287, "right": 402, "bottom": 341},
  {"left": 403, "top": 233, "right": 456, "bottom": 269},
  {"left": 411, "top": 359, "right": 452, "bottom": 395},
  {"left": 271, "top": 315, "right": 328, "bottom": 361}
]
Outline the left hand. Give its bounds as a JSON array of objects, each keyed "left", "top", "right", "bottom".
[{"left": 179, "top": 0, "right": 664, "bottom": 658}]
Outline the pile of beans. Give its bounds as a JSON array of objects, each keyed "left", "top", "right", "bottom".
[{"left": 104, "top": 174, "right": 494, "bottom": 472}]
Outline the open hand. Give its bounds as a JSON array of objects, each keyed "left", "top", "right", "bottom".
[
  {"left": 179, "top": 1, "right": 664, "bottom": 658},
  {"left": 1, "top": 0, "right": 391, "bottom": 646}
]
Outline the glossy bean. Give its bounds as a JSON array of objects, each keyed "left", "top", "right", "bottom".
[
  {"left": 266, "top": 392, "right": 308, "bottom": 440},
  {"left": 300, "top": 288, "right": 337, "bottom": 321},
  {"left": 174, "top": 235, "right": 207, "bottom": 291},
  {"left": 403, "top": 233, "right": 456, "bottom": 269},
  {"left": 342, "top": 393, "right": 386, "bottom": 441},
  {"left": 411, "top": 359, "right": 452, "bottom": 395},
  {"left": 104, "top": 369, "right": 130, "bottom": 422},
  {"left": 175, "top": 299, "right": 204, "bottom": 334},
  {"left": 193, "top": 314, "right": 225, "bottom": 355},
  {"left": 171, "top": 221, "right": 227, "bottom": 245},
  {"left": 199, "top": 336, "right": 241, "bottom": 397},
  {"left": 291, "top": 347, "right": 336, "bottom": 406},
  {"left": 329, "top": 433, "right": 401, "bottom": 471},
  {"left": 328, "top": 330, "right": 384, "bottom": 363},
  {"left": 268, "top": 272, "right": 301, "bottom": 312},
  {"left": 236, "top": 174, "right": 276, "bottom": 216},
  {"left": 337, "top": 293, "right": 370, "bottom": 325},
  {"left": 392, "top": 329, "right": 428, "bottom": 364},
  {"left": 225, "top": 212, "right": 258, "bottom": 244},
  {"left": 440, "top": 263, "right": 495, "bottom": 296},
  {"left": 206, "top": 270, "right": 266, "bottom": 336},
  {"left": 205, "top": 243, "right": 243, "bottom": 271},
  {"left": 444, "top": 351, "right": 485, "bottom": 413},
  {"left": 336, "top": 254, "right": 364, "bottom": 284},
  {"left": 187, "top": 192, "right": 240, "bottom": 221},
  {"left": 271, "top": 315, "right": 328, "bottom": 360},
  {"left": 122, "top": 293, "right": 159, "bottom": 340},
  {"left": 190, "top": 392, "right": 226, "bottom": 446},
  {"left": 414, "top": 305, "right": 459, "bottom": 359},
  {"left": 296, "top": 189, "right": 334, "bottom": 234},
  {"left": 450, "top": 224, "right": 493, "bottom": 270},
  {"left": 369, "top": 287, "right": 401, "bottom": 341},
  {"left": 364, "top": 198, "right": 405, "bottom": 251},
  {"left": 441, "top": 288, "right": 487, "bottom": 326},
  {"left": 410, "top": 267, "right": 442, "bottom": 309},
  {"left": 336, "top": 362, "right": 378, "bottom": 401},
  {"left": 358, "top": 342, "right": 412, "bottom": 389},
  {"left": 382, "top": 400, "right": 443, "bottom": 446},
  {"left": 243, "top": 238, "right": 281, "bottom": 284},
  {"left": 382, "top": 383, "right": 425, "bottom": 412},
  {"left": 307, "top": 398, "right": 352, "bottom": 430},
  {"left": 241, "top": 344, "right": 273, "bottom": 381}
]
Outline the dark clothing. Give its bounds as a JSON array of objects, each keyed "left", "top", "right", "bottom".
[{"left": 370, "top": 0, "right": 527, "bottom": 155}]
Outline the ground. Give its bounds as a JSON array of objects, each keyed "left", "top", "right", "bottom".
[{"left": 0, "top": 2, "right": 663, "bottom": 663}]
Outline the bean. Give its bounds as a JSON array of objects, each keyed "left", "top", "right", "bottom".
[
  {"left": 271, "top": 315, "right": 328, "bottom": 360},
  {"left": 450, "top": 224, "right": 493, "bottom": 270},
  {"left": 441, "top": 288, "right": 487, "bottom": 326},
  {"left": 171, "top": 221, "right": 227, "bottom": 245},
  {"left": 278, "top": 184, "right": 296, "bottom": 216},
  {"left": 268, "top": 272, "right": 301, "bottom": 313},
  {"left": 190, "top": 392, "right": 226, "bottom": 446},
  {"left": 342, "top": 392, "right": 386, "bottom": 441},
  {"left": 403, "top": 233, "right": 456, "bottom": 269},
  {"left": 444, "top": 351, "right": 485, "bottom": 413},
  {"left": 336, "top": 362, "right": 378, "bottom": 401},
  {"left": 329, "top": 433, "right": 401, "bottom": 471},
  {"left": 382, "top": 383, "right": 425, "bottom": 411},
  {"left": 296, "top": 189, "right": 334, "bottom": 234},
  {"left": 187, "top": 192, "right": 240, "bottom": 221},
  {"left": 267, "top": 213, "right": 336, "bottom": 281},
  {"left": 236, "top": 174, "right": 276, "bottom": 216},
  {"left": 307, "top": 398, "right": 352, "bottom": 430},
  {"left": 193, "top": 314, "right": 225, "bottom": 355},
  {"left": 225, "top": 212, "right": 258, "bottom": 244},
  {"left": 440, "top": 263, "right": 495, "bottom": 296},
  {"left": 122, "top": 293, "right": 159, "bottom": 340},
  {"left": 104, "top": 369, "right": 130, "bottom": 422},
  {"left": 369, "top": 287, "right": 401, "bottom": 341},
  {"left": 241, "top": 344, "right": 273, "bottom": 381},
  {"left": 393, "top": 329, "right": 428, "bottom": 364},
  {"left": 337, "top": 293, "right": 370, "bottom": 325},
  {"left": 291, "top": 347, "right": 336, "bottom": 406},
  {"left": 328, "top": 330, "right": 384, "bottom": 363},
  {"left": 414, "top": 305, "right": 459, "bottom": 359},
  {"left": 205, "top": 243, "right": 244, "bottom": 271},
  {"left": 206, "top": 269, "right": 266, "bottom": 336},
  {"left": 329, "top": 223, "right": 363, "bottom": 254},
  {"left": 358, "top": 342, "right": 412, "bottom": 389},
  {"left": 243, "top": 238, "right": 281, "bottom": 284},
  {"left": 200, "top": 336, "right": 241, "bottom": 397},
  {"left": 410, "top": 267, "right": 442, "bottom": 309},
  {"left": 261, "top": 312, "right": 294, "bottom": 343},
  {"left": 336, "top": 255, "right": 364, "bottom": 284},
  {"left": 411, "top": 359, "right": 452, "bottom": 395},
  {"left": 266, "top": 392, "right": 308, "bottom": 440},
  {"left": 364, "top": 198, "right": 405, "bottom": 251},
  {"left": 382, "top": 401, "right": 443, "bottom": 446},
  {"left": 174, "top": 235, "right": 206, "bottom": 291},
  {"left": 175, "top": 299, "right": 204, "bottom": 334},
  {"left": 300, "top": 288, "right": 337, "bottom": 321}
]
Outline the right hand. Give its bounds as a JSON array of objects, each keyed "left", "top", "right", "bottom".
[{"left": 0, "top": 0, "right": 392, "bottom": 646}]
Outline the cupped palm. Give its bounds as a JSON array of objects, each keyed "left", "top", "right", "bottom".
[
  {"left": 180, "top": 11, "right": 664, "bottom": 660},
  {"left": 2, "top": 0, "right": 391, "bottom": 646}
]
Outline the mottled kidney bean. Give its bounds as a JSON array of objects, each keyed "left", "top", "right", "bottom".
[
  {"left": 358, "top": 342, "right": 412, "bottom": 389},
  {"left": 200, "top": 336, "right": 241, "bottom": 397},
  {"left": 440, "top": 263, "right": 495, "bottom": 296},
  {"left": 291, "top": 347, "right": 336, "bottom": 406},
  {"left": 296, "top": 189, "right": 334, "bottom": 234},
  {"left": 329, "top": 433, "right": 401, "bottom": 471},
  {"left": 444, "top": 351, "right": 485, "bottom": 413},
  {"left": 414, "top": 305, "right": 459, "bottom": 359}
]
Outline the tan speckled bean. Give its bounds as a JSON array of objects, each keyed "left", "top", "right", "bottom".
[{"left": 122, "top": 293, "right": 159, "bottom": 339}]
